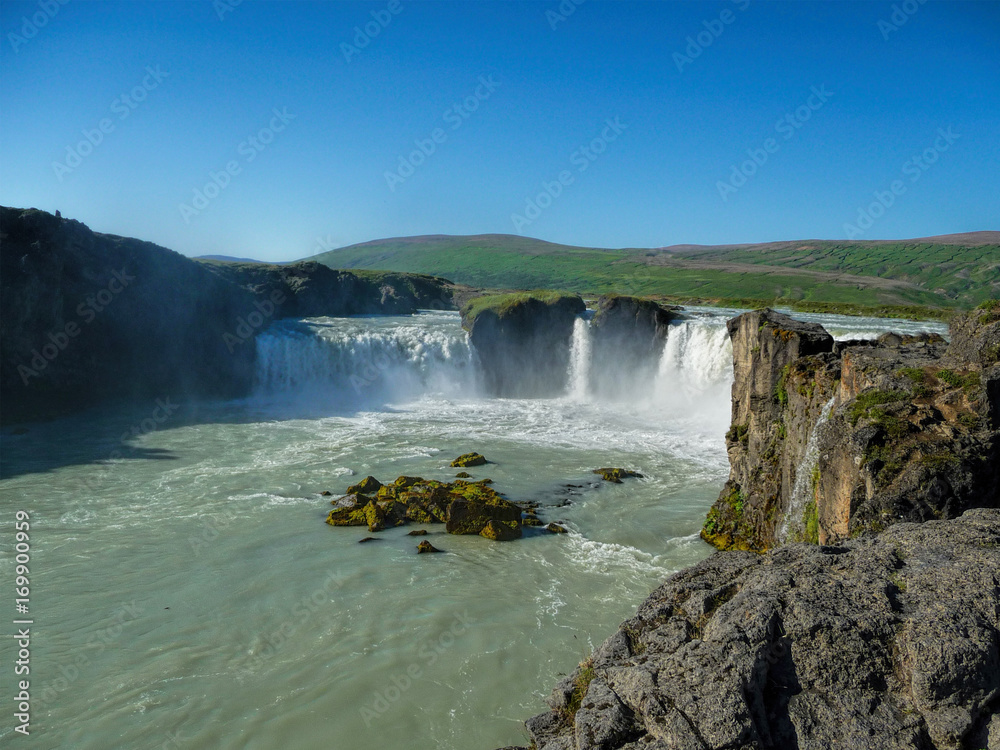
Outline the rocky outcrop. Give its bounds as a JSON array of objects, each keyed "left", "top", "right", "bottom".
[
  {"left": 201, "top": 260, "right": 453, "bottom": 317},
  {"left": 514, "top": 509, "right": 1000, "bottom": 750},
  {"left": 703, "top": 307, "right": 1000, "bottom": 550},
  {"left": 461, "top": 292, "right": 586, "bottom": 397},
  {"left": 325, "top": 474, "right": 523, "bottom": 541},
  {"left": 1, "top": 207, "right": 256, "bottom": 423},
  {"left": 589, "top": 295, "right": 680, "bottom": 396},
  {"left": 0, "top": 206, "right": 455, "bottom": 424}
]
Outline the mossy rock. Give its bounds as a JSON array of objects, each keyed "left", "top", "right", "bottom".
[
  {"left": 407, "top": 529, "right": 428, "bottom": 536},
  {"left": 417, "top": 540, "right": 442, "bottom": 554},
  {"left": 394, "top": 475, "right": 423, "bottom": 489},
  {"left": 593, "top": 467, "right": 644, "bottom": 483},
  {"left": 455, "top": 471, "right": 471, "bottom": 478},
  {"left": 446, "top": 496, "right": 522, "bottom": 536},
  {"left": 330, "top": 492, "right": 373, "bottom": 508},
  {"left": 479, "top": 519, "right": 521, "bottom": 541},
  {"left": 546, "top": 523, "right": 568, "bottom": 534},
  {"left": 523, "top": 517, "right": 545, "bottom": 527},
  {"left": 346, "top": 475, "right": 382, "bottom": 495},
  {"left": 451, "top": 452, "right": 487, "bottom": 467}
]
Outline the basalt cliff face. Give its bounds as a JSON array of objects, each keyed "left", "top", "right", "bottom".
[
  {"left": 461, "top": 293, "right": 586, "bottom": 397},
  {"left": 1, "top": 207, "right": 454, "bottom": 423},
  {"left": 703, "top": 307, "right": 1000, "bottom": 550},
  {"left": 588, "top": 295, "right": 681, "bottom": 397}
]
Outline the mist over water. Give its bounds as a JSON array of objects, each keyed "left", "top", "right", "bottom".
[{"left": 0, "top": 308, "right": 946, "bottom": 749}]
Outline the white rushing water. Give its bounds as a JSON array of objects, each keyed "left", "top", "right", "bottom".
[
  {"left": 0, "top": 307, "right": 946, "bottom": 749},
  {"left": 567, "top": 316, "right": 592, "bottom": 402},
  {"left": 781, "top": 396, "right": 837, "bottom": 543}
]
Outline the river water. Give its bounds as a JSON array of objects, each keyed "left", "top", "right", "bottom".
[{"left": 0, "top": 307, "right": 946, "bottom": 749}]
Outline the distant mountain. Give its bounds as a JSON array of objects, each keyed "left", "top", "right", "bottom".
[
  {"left": 305, "top": 232, "right": 1000, "bottom": 311},
  {"left": 195, "top": 254, "right": 270, "bottom": 264}
]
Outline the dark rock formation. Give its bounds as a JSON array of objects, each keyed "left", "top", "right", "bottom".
[
  {"left": 1, "top": 207, "right": 256, "bottom": 423},
  {"left": 589, "top": 295, "right": 680, "bottom": 397},
  {"left": 515, "top": 509, "right": 1000, "bottom": 750},
  {"left": 461, "top": 292, "right": 586, "bottom": 397},
  {"left": 416, "top": 540, "right": 441, "bottom": 553},
  {"left": 704, "top": 307, "right": 1000, "bottom": 550},
  {"left": 326, "top": 475, "right": 523, "bottom": 540},
  {"left": 0, "top": 206, "right": 455, "bottom": 424},
  {"left": 201, "top": 260, "right": 453, "bottom": 317},
  {"left": 593, "top": 468, "right": 644, "bottom": 483},
  {"left": 451, "top": 452, "right": 487, "bottom": 467}
]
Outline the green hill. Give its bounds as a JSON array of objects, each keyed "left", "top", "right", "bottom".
[{"left": 307, "top": 232, "right": 1000, "bottom": 317}]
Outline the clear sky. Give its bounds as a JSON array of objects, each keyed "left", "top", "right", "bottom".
[{"left": 1, "top": 0, "right": 997, "bottom": 261}]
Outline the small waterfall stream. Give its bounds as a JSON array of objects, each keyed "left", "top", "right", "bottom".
[{"left": 781, "top": 396, "right": 837, "bottom": 542}]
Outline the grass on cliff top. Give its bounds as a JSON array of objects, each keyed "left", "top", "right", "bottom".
[{"left": 460, "top": 290, "right": 580, "bottom": 324}]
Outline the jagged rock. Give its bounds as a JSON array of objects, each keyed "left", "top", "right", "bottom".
[
  {"left": 461, "top": 291, "right": 586, "bottom": 397},
  {"left": 326, "top": 474, "right": 523, "bottom": 541},
  {"left": 455, "top": 471, "right": 472, "bottom": 478},
  {"left": 545, "top": 523, "right": 568, "bottom": 534},
  {"left": 446, "top": 496, "right": 522, "bottom": 540},
  {"left": 346, "top": 475, "right": 382, "bottom": 495},
  {"left": 451, "top": 452, "right": 487, "bottom": 467},
  {"left": 593, "top": 468, "right": 643, "bottom": 483},
  {"left": 703, "top": 307, "right": 1000, "bottom": 550},
  {"left": 320, "top": 490, "right": 332, "bottom": 496},
  {"left": 512, "top": 510, "right": 1000, "bottom": 750},
  {"left": 480, "top": 519, "right": 520, "bottom": 541},
  {"left": 416, "top": 540, "right": 441, "bottom": 554}
]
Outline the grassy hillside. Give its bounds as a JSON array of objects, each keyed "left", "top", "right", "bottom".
[{"left": 307, "top": 232, "right": 1000, "bottom": 315}]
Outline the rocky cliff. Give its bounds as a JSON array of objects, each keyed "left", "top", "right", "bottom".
[
  {"left": 588, "top": 295, "right": 680, "bottom": 397},
  {"left": 460, "top": 291, "right": 586, "bottom": 397},
  {"left": 703, "top": 307, "right": 1000, "bottom": 550},
  {"left": 513, "top": 508, "right": 1000, "bottom": 750},
  {"left": 1, "top": 207, "right": 454, "bottom": 423},
  {"left": 201, "top": 260, "right": 453, "bottom": 317}
]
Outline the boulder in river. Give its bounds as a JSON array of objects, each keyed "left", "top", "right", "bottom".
[
  {"left": 451, "top": 452, "right": 487, "bottom": 467},
  {"left": 593, "top": 468, "right": 643, "bottom": 483},
  {"left": 416, "top": 540, "right": 441, "bottom": 554}
]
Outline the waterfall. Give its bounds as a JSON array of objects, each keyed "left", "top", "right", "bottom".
[
  {"left": 780, "top": 396, "right": 837, "bottom": 542},
  {"left": 254, "top": 316, "right": 478, "bottom": 401},
  {"left": 567, "top": 316, "right": 591, "bottom": 401},
  {"left": 650, "top": 320, "right": 734, "bottom": 422}
]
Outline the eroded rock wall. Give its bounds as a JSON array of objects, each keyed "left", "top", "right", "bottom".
[{"left": 703, "top": 306, "right": 1000, "bottom": 551}]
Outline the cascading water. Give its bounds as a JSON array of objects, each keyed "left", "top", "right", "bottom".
[
  {"left": 254, "top": 313, "right": 479, "bottom": 402},
  {"left": 651, "top": 318, "right": 734, "bottom": 422},
  {"left": 780, "top": 396, "right": 837, "bottom": 542},
  {"left": 567, "top": 316, "right": 592, "bottom": 401}
]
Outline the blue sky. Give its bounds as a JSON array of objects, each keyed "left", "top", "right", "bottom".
[{"left": 1, "top": 0, "right": 997, "bottom": 261}]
